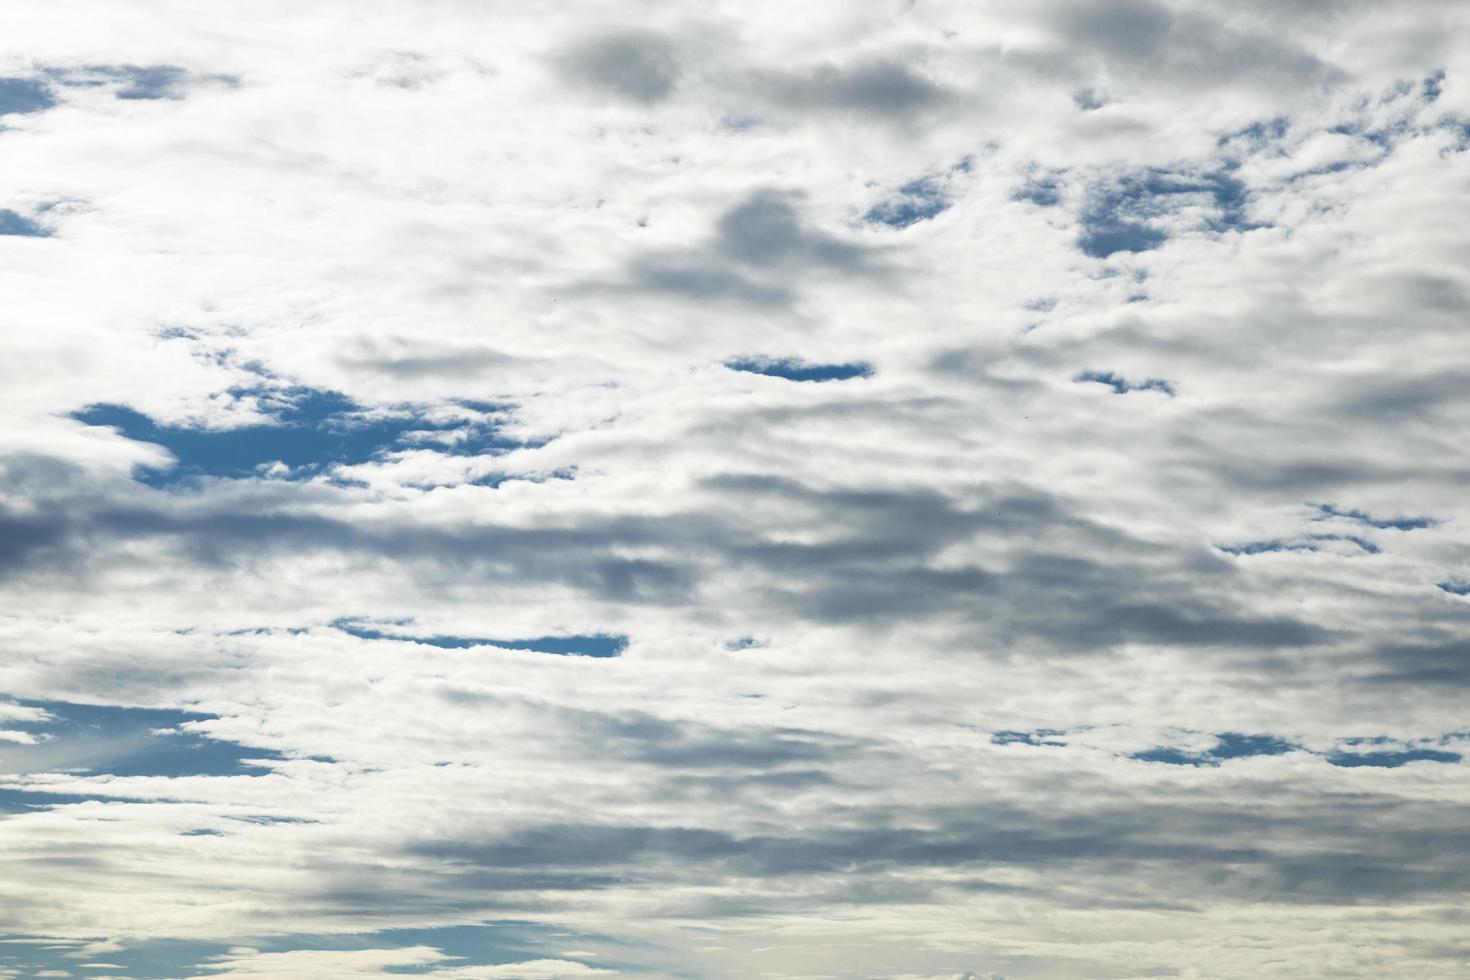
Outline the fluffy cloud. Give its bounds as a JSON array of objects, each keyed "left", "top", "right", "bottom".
[{"left": 1, "top": 2, "right": 1469, "bottom": 979}]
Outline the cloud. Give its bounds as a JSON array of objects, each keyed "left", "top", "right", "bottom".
[
  {"left": 2, "top": 2, "right": 1470, "bottom": 979},
  {"left": 555, "top": 31, "right": 682, "bottom": 105},
  {"left": 756, "top": 57, "right": 952, "bottom": 120}
]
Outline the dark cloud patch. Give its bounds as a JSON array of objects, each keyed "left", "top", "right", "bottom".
[
  {"left": 623, "top": 256, "right": 792, "bottom": 306},
  {"left": 336, "top": 338, "right": 522, "bottom": 381},
  {"left": 0, "top": 453, "right": 1338, "bottom": 658},
  {"left": 73, "top": 388, "right": 517, "bottom": 486},
  {"left": 556, "top": 31, "right": 681, "bottom": 104},
  {"left": 0, "top": 77, "right": 55, "bottom": 116},
  {"left": 704, "top": 475, "right": 1332, "bottom": 651},
  {"left": 1048, "top": 1, "right": 1338, "bottom": 91},
  {"left": 1359, "top": 639, "right": 1470, "bottom": 688},
  {"left": 406, "top": 792, "right": 1470, "bottom": 906},
  {"left": 725, "top": 357, "right": 872, "bottom": 382},
  {"left": 617, "top": 189, "right": 878, "bottom": 306},
  {"left": 0, "top": 502, "right": 70, "bottom": 568},
  {"left": 1074, "top": 370, "right": 1175, "bottom": 396},
  {"left": 435, "top": 693, "right": 864, "bottom": 774},
  {"left": 758, "top": 58, "right": 950, "bottom": 120},
  {"left": 715, "top": 190, "right": 868, "bottom": 270}
]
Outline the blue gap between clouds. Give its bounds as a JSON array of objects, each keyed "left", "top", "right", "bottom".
[
  {"left": 992, "top": 729, "right": 1066, "bottom": 747},
  {"left": 0, "top": 700, "right": 288, "bottom": 813},
  {"left": 1078, "top": 167, "right": 1261, "bottom": 259},
  {"left": 1132, "top": 733, "right": 1295, "bottom": 767},
  {"left": 1325, "top": 748, "right": 1462, "bottom": 768},
  {"left": 0, "top": 937, "right": 224, "bottom": 980},
  {"left": 1309, "top": 502, "right": 1436, "bottom": 531},
  {"left": 1130, "top": 732, "right": 1462, "bottom": 768},
  {"left": 1, "top": 65, "right": 208, "bottom": 119},
  {"left": 333, "top": 620, "right": 627, "bottom": 658},
  {"left": 0, "top": 922, "right": 633, "bottom": 980},
  {"left": 0, "top": 76, "right": 56, "bottom": 115},
  {"left": 1217, "top": 534, "right": 1380, "bottom": 556},
  {"left": 1074, "top": 370, "right": 1175, "bottom": 396},
  {"left": 726, "top": 357, "right": 873, "bottom": 383},
  {"left": 864, "top": 157, "right": 972, "bottom": 229},
  {"left": 1013, "top": 171, "right": 1062, "bottom": 207},
  {"left": 73, "top": 387, "right": 518, "bottom": 487},
  {"left": 49, "top": 64, "right": 201, "bottom": 100},
  {"left": 0, "top": 209, "right": 50, "bottom": 236}
]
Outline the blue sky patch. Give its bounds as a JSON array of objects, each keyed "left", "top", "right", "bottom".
[
  {"left": 1073, "top": 87, "right": 1107, "bottom": 110},
  {"left": 1309, "top": 503, "right": 1436, "bottom": 531},
  {"left": 0, "top": 936, "right": 227, "bottom": 980},
  {"left": 726, "top": 357, "right": 872, "bottom": 383},
  {"left": 1217, "top": 534, "right": 1379, "bottom": 557},
  {"left": 1217, "top": 117, "right": 1289, "bottom": 154},
  {"left": 0, "top": 700, "right": 286, "bottom": 790},
  {"left": 1133, "top": 732, "right": 1461, "bottom": 768},
  {"left": 1438, "top": 578, "right": 1470, "bottom": 596},
  {"left": 1423, "top": 70, "right": 1445, "bottom": 103},
  {"left": 73, "top": 388, "right": 516, "bottom": 486},
  {"left": 0, "top": 77, "right": 55, "bottom": 116},
  {"left": 992, "top": 729, "right": 1066, "bottom": 747},
  {"left": 864, "top": 176, "right": 949, "bottom": 229},
  {"left": 1013, "top": 172, "right": 1062, "bottom": 207},
  {"left": 1078, "top": 168, "right": 1259, "bottom": 258},
  {"left": 0, "top": 209, "right": 50, "bottom": 237},
  {"left": 107, "top": 65, "right": 187, "bottom": 100},
  {"left": 1326, "top": 748, "right": 1461, "bottom": 768},
  {"left": 333, "top": 620, "right": 628, "bottom": 657},
  {"left": 1133, "top": 732, "right": 1296, "bottom": 766},
  {"left": 1075, "top": 370, "right": 1175, "bottom": 396}
]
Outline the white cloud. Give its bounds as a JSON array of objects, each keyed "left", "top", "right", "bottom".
[{"left": 1, "top": 2, "right": 1468, "bottom": 979}]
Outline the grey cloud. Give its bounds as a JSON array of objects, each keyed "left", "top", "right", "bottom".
[
  {"left": 0, "top": 450, "right": 1334, "bottom": 661},
  {"left": 1047, "top": 0, "right": 1342, "bottom": 90},
  {"left": 757, "top": 57, "right": 952, "bottom": 120},
  {"left": 336, "top": 337, "right": 522, "bottom": 381},
  {"left": 611, "top": 188, "right": 879, "bottom": 306},
  {"left": 403, "top": 792, "right": 1470, "bottom": 907},
  {"left": 714, "top": 191, "right": 867, "bottom": 270},
  {"left": 556, "top": 31, "right": 681, "bottom": 104}
]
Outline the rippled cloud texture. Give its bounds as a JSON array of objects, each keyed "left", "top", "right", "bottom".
[{"left": 3, "top": 2, "right": 1470, "bottom": 978}]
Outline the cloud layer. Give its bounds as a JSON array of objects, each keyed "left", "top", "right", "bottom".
[{"left": 2, "top": 2, "right": 1470, "bottom": 978}]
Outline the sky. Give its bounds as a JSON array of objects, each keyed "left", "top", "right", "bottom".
[{"left": 2, "top": 1, "right": 1470, "bottom": 978}]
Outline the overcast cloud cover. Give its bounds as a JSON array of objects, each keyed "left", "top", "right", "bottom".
[{"left": 2, "top": 1, "right": 1470, "bottom": 978}]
